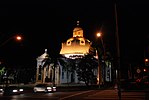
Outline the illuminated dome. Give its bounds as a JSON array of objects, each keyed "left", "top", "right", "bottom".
[{"left": 60, "top": 21, "right": 91, "bottom": 59}]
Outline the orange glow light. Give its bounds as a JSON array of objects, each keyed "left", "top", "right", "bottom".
[
  {"left": 145, "top": 58, "right": 148, "bottom": 62},
  {"left": 16, "top": 36, "right": 22, "bottom": 40},
  {"left": 96, "top": 32, "right": 101, "bottom": 37},
  {"left": 144, "top": 68, "right": 147, "bottom": 72}
]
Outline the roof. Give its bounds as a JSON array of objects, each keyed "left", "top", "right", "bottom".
[{"left": 37, "top": 49, "right": 49, "bottom": 60}]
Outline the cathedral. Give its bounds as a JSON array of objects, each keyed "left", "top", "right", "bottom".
[{"left": 35, "top": 21, "right": 112, "bottom": 85}]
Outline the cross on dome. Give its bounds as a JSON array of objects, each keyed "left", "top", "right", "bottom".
[
  {"left": 45, "top": 49, "right": 47, "bottom": 53},
  {"left": 77, "top": 21, "right": 80, "bottom": 26}
]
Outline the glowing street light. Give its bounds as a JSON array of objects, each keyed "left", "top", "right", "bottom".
[
  {"left": 16, "top": 35, "right": 22, "bottom": 41},
  {"left": 145, "top": 58, "right": 149, "bottom": 66},
  {"left": 145, "top": 58, "right": 148, "bottom": 62},
  {"left": 96, "top": 32, "right": 101, "bottom": 37},
  {"left": 0, "top": 34, "right": 22, "bottom": 47},
  {"left": 96, "top": 32, "right": 105, "bottom": 88}
]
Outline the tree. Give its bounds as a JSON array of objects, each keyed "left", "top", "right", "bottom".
[
  {"left": 42, "top": 54, "right": 54, "bottom": 83},
  {"left": 0, "top": 66, "right": 5, "bottom": 75},
  {"left": 76, "top": 54, "right": 98, "bottom": 86},
  {"left": 42, "top": 54, "right": 64, "bottom": 86},
  {"left": 0, "top": 66, "right": 5, "bottom": 84}
]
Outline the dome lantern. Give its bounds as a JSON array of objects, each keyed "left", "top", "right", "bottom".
[{"left": 73, "top": 21, "right": 83, "bottom": 38}]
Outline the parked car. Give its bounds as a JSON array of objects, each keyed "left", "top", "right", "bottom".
[
  {"left": 33, "top": 83, "right": 56, "bottom": 93},
  {"left": 3, "top": 86, "right": 23, "bottom": 95}
]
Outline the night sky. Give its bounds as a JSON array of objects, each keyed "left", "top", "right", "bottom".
[{"left": 0, "top": 0, "right": 148, "bottom": 68}]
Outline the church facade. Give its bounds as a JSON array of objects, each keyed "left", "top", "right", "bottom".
[
  {"left": 59, "top": 21, "right": 97, "bottom": 84},
  {"left": 35, "top": 21, "right": 112, "bottom": 85}
]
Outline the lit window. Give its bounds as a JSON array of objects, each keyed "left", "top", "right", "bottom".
[
  {"left": 80, "top": 40, "right": 85, "bottom": 45},
  {"left": 67, "top": 41, "right": 71, "bottom": 45}
]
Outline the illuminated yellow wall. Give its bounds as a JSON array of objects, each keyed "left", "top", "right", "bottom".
[
  {"left": 60, "top": 40, "right": 90, "bottom": 54},
  {"left": 60, "top": 21, "right": 91, "bottom": 57}
]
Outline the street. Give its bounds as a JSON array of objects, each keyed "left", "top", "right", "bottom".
[{"left": 0, "top": 88, "right": 149, "bottom": 100}]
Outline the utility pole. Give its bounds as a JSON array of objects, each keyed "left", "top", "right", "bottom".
[{"left": 114, "top": 2, "right": 121, "bottom": 100}]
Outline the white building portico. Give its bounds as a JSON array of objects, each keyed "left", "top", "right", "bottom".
[{"left": 36, "top": 49, "right": 60, "bottom": 84}]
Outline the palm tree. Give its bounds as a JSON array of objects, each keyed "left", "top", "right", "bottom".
[
  {"left": 42, "top": 54, "right": 67, "bottom": 86},
  {"left": 89, "top": 41, "right": 113, "bottom": 85},
  {"left": 42, "top": 54, "right": 54, "bottom": 83}
]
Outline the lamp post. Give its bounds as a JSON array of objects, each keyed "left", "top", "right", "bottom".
[
  {"left": 0, "top": 34, "right": 22, "bottom": 87},
  {"left": 97, "top": 33, "right": 106, "bottom": 60},
  {"left": 0, "top": 35, "right": 22, "bottom": 47},
  {"left": 96, "top": 32, "right": 105, "bottom": 88}
]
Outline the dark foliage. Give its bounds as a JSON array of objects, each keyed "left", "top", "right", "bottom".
[{"left": 76, "top": 54, "right": 98, "bottom": 86}]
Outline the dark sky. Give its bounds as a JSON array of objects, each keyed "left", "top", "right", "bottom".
[{"left": 0, "top": 0, "right": 148, "bottom": 68}]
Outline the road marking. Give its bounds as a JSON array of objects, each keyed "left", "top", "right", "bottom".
[{"left": 60, "top": 90, "right": 94, "bottom": 100}]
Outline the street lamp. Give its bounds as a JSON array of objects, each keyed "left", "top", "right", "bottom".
[
  {"left": 0, "top": 34, "right": 22, "bottom": 87},
  {"left": 145, "top": 58, "right": 149, "bottom": 66},
  {"left": 96, "top": 32, "right": 105, "bottom": 56},
  {"left": 16, "top": 35, "right": 22, "bottom": 41},
  {"left": 0, "top": 34, "right": 22, "bottom": 47},
  {"left": 97, "top": 32, "right": 101, "bottom": 37},
  {"left": 96, "top": 32, "right": 105, "bottom": 88}
]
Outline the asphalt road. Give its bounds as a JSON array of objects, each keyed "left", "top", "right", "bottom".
[{"left": 1, "top": 87, "right": 149, "bottom": 100}]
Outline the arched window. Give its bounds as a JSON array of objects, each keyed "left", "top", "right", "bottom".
[{"left": 38, "top": 65, "right": 42, "bottom": 80}]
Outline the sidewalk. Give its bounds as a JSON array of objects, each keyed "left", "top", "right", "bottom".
[{"left": 85, "top": 89, "right": 148, "bottom": 100}]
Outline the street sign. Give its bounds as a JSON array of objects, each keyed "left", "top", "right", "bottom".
[{"left": 136, "top": 68, "right": 141, "bottom": 73}]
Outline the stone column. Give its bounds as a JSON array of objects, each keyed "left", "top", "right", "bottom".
[{"left": 36, "top": 66, "right": 39, "bottom": 82}]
